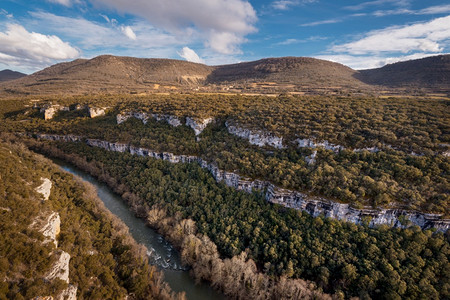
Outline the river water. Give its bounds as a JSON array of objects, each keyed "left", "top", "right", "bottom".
[{"left": 55, "top": 159, "right": 224, "bottom": 300}]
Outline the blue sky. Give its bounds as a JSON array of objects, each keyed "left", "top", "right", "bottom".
[{"left": 1, "top": 0, "right": 449, "bottom": 73}]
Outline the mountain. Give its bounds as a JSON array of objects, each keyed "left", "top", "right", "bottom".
[
  {"left": 207, "top": 56, "right": 368, "bottom": 90},
  {"left": 0, "top": 69, "right": 26, "bottom": 82},
  {"left": 2, "top": 55, "right": 213, "bottom": 95},
  {"left": 1, "top": 54, "right": 448, "bottom": 95},
  {"left": 357, "top": 54, "right": 450, "bottom": 92}
]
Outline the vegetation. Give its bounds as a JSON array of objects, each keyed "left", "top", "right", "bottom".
[
  {"left": 0, "top": 136, "right": 182, "bottom": 300},
  {"left": 3, "top": 94, "right": 448, "bottom": 214},
  {"left": 29, "top": 139, "right": 450, "bottom": 299}
]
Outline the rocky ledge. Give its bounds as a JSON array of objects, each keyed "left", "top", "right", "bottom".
[
  {"left": 117, "top": 111, "right": 214, "bottom": 135},
  {"left": 35, "top": 134, "right": 449, "bottom": 232},
  {"left": 225, "top": 120, "right": 284, "bottom": 149}
]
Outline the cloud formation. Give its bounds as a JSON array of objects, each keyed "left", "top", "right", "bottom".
[
  {"left": 47, "top": 0, "right": 74, "bottom": 6},
  {"left": 178, "top": 47, "right": 204, "bottom": 63},
  {"left": 331, "top": 16, "right": 450, "bottom": 55},
  {"left": 29, "top": 11, "right": 181, "bottom": 50},
  {"left": 0, "top": 24, "right": 79, "bottom": 69},
  {"left": 120, "top": 26, "right": 136, "bottom": 40},
  {"left": 91, "top": 0, "right": 257, "bottom": 54}
]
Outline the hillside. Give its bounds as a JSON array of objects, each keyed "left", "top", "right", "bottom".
[
  {"left": 357, "top": 54, "right": 450, "bottom": 92},
  {"left": 207, "top": 56, "right": 370, "bottom": 91},
  {"left": 2, "top": 55, "right": 213, "bottom": 95},
  {"left": 0, "top": 69, "right": 26, "bottom": 82},
  {"left": 1, "top": 54, "right": 449, "bottom": 95}
]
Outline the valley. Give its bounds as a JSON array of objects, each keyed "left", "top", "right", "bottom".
[{"left": 0, "top": 54, "right": 448, "bottom": 300}]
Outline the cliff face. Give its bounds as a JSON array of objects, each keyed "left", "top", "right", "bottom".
[
  {"left": 117, "top": 111, "right": 214, "bottom": 135},
  {"left": 31, "top": 177, "right": 77, "bottom": 299},
  {"left": 36, "top": 177, "right": 52, "bottom": 201},
  {"left": 186, "top": 117, "right": 214, "bottom": 135},
  {"left": 88, "top": 107, "right": 106, "bottom": 118},
  {"left": 225, "top": 121, "right": 284, "bottom": 149},
  {"left": 36, "top": 134, "right": 449, "bottom": 232}
]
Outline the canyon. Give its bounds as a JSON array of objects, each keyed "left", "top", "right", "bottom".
[{"left": 33, "top": 133, "right": 449, "bottom": 232}]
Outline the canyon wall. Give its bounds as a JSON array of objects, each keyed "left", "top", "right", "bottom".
[{"left": 35, "top": 134, "right": 449, "bottom": 232}]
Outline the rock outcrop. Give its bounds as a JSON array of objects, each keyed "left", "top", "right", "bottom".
[
  {"left": 40, "top": 105, "right": 70, "bottom": 120},
  {"left": 88, "top": 107, "right": 106, "bottom": 118},
  {"left": 186, "top": 117, "right": 214, "bottom": 135},
  {"left": 45, "top": 250, "right": 70, "bottom": 283},
  {"left": 36, "top": 177, "right": 52, "bottom": 201},
  {"left": 225, "top": 121, "right": 284, "bottom": 149},
  {"left": 116, "top": 111, "right": 182, "bottom": 127},
  {"left": 57, "top": 285, "right": 77, "bottom": 300},
  {"left": 40, "top": 212, "right": 61, "bottom": 247},
  {"left": 35, "top": 134, "right": 450, "bottom": 231},
  {"left": 296, "top": 138, "right": 344, "bottom": 153}
]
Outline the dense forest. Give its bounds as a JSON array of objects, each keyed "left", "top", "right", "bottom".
[
  {"left": 1, "top": 93, "right": 449, "bottom": 299},
  {"left": 28, "top": 138, "right": 449, "bottom": 300},
  {"left": 0, "top": 136, "right": 182, "bottom": 299},
  {"left": 1, "top": 94, "right": 447, "bottom": 215}
]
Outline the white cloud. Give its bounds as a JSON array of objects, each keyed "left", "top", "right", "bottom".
[
  {"left": 271, "top": 0, "right": 298, "bottom": 10},
  {"left": 275, "top": 36, "right": 327, "bottom": 45},
  {"left": 90, "top": 0, "right": 257, "bottom": 54},
  {"left": 300, "top": 18, "right": 342, "bottom": 27},
  {"left": 29, "top": 11, "right": 180, "bottom": 50},
  {"left": 120, "top": 26, "right": 136, "bottom": 40},
  {"left": 417, "top": 4, "right": 450, "bottom": 15},
  {"left": 271, "top": 0, "right": 317, "bottom": 10},
  {"left": 46, "top": 0, "right": 74, "bottom": 6},
  {"left": 178, "top": 47, "right": 204, "bottom": 63},
  {"left": 344, "top": 0, "right": 409, "bottom": 11},
  {"left": 0, "top": 24, "right": 79, "bottom": 69},
  {"left": 331, "top": 16, "right": 450, "bottom": 55}
]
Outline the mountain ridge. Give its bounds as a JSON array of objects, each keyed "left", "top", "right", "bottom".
[
  {"left": 1, "top": 54, "right": 449, "bottom": 95},
  {"left": 0, "top": 69, "right": 27, "bottom": 82}
]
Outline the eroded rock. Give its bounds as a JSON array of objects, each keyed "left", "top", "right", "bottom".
[
  {"left": 186, "top": 117, "right": 214, "bottom": 135},
  {"left": 45, "top": 250, "right": 70, "bottom": 283},
  {"left": 225, "top": 120, "right": 284, "bottom": 149},
  {"left": 36, "top": 178, "right": 52, "bottom": 201}
]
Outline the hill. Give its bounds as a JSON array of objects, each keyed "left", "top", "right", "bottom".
[
  {"left": 357, "top": 54, "right": 450, "bottom": 92},
  {"left": 207, "top": 56, "right": 370, "bottom": 91},
  {"left": 2, "top": 55, "right": 213, "bottom": 95},
  {"left": 0, "top": 69, "right": 26, "bottom": 82},
  {"left": 1, "top": 54, "right": 449, "bottom": 95}
]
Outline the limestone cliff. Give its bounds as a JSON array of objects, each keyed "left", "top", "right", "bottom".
[
  {"left": 225, "top": 120, "right": 284, "bottom": 149},
  {"left": 36, "top": 177, "right": 52, "bottom": 201},
  {"left": 35, "top": 134, "right": 449, "bottom": 232},
  {"left": 88, "top": 107, "right": 106, "bottom": 118},
  {"left": 186, "top": 117, "right": 214, "bottom": 135},
  {"left": 45, "top": 250, "right": 70, "bottom": 283}
]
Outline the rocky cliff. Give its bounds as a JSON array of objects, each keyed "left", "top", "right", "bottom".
[
  {"left": 36, "top": 177, "right": 52, "bottom": 201},
  {"left": 117, "top": 111, "right": 213, "bottom": 135},
  {"left": 35, "top": 134, "right": 449, "bottom": 231},
  {"left": 186, "top": 117, "right": 214, "bottom": 135},
  {"left": 31, "top": 177, "right": 77, "bottom": 299},
  {"left": 225, "top": 121, "right": 284, "bottom": 149},
  {"left": 88, "top": 107, "right": 106, "bottom": 118}
]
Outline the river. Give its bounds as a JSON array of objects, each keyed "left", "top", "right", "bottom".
[{"left": 55, "top": 159, "right": 224, "bottom": 300}]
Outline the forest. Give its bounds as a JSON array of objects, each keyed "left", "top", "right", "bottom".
[
  {"left": 27, "top": 138, "right": 449, "bottom": 300},
  {"left": 0, "top": 93, "right": 449, "bottom": 299},
  {"left": 1, "top": 94, "right": 447, "bottom": 215},
  {"left": 0, "top": 136, "right": 182, "bottom": 300}
]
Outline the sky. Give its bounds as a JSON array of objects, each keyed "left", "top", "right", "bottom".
[{"left": 1, "top": 0, "right": 449, "bottom": 73}]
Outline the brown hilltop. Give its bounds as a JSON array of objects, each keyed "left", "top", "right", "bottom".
[
  {"left": 208, "top": 56, "right": 362, "bottom": 86},
  {"left": 3, "top": 55, "right": 213, "bottom": 95},
  {"left": 0, "top": 69, "right": 26, "bottom": 82},
  {"left": 357, "top": 54, "right": 450, "bottom": 92},
  {"left": 1, "top": 54, "right": 449, "bottom": 96}
]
